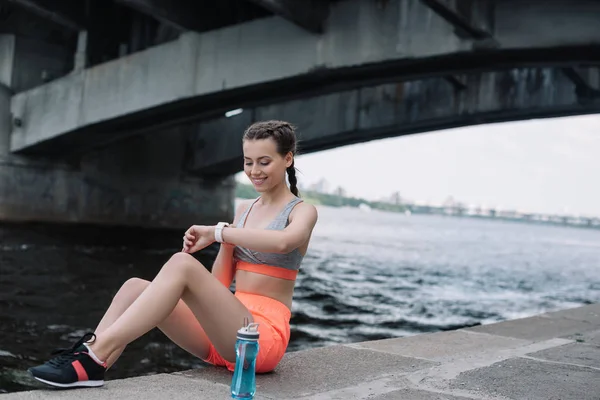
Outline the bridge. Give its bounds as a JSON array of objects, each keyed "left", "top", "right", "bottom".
[{"left": 1, "top": 0, "right": 599, "bottom": 228}]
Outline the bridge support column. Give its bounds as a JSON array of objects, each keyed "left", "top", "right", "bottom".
[
  {"left": 0, "top": 95, "right": 234, "bottom": 228},
  {"left": 0, "top": 83, "right": 10, "bottom": 155},
  {"left": 72, "top": 125, "right": 236, "bottom": 229},
  {"left": 0, "top": 35, "right": 233, "bottom": 230},
  {"left": 0, "top": 35, "right": 14, "bottom": 154}
]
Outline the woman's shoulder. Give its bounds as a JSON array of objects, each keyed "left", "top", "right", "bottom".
[
  {"left": 296, "top": 199, "right": 316, "bottom": 211},
  {"left": 290, "top": 200, "right": 318, "bottom": 223}
]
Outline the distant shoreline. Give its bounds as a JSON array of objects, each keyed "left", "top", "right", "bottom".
[{"left": 235, "top": 183, "right": 600, "bottom": 232}]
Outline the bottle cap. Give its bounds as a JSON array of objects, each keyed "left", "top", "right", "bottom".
[{"left": 237, "top": 318, "right": 260, "bottom": 341}]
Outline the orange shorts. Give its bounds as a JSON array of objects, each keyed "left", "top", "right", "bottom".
[{"left": 202, "top": 291, "right": 291, "bottom": 373}]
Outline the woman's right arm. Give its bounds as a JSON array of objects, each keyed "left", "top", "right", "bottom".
[{"left": 210, "top": 200, "right": 251, "bottom": 288}]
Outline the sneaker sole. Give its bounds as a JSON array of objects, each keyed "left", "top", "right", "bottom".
[{"left": 30, "top": 373, "right": 104, "bottom": 388}]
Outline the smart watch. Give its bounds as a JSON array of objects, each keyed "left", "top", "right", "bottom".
[{"left": 214, "top": 222, "right": 230, "bottom": 243}]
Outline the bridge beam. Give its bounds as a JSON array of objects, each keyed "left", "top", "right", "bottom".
[
  {"left": 6, "top": 0, "right": 86, "bottom": 31},
  {"left": 187, "top": 66, "right": 600, "bottom": 176},
  {"left": 10, "top": 0, "right": 600, "bottom": 155},
  {"left": 245, "top": 0, "right": 329, "bottom": 33}
]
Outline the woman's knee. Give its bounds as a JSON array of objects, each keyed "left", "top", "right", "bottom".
[
  {"left": 164, "top": 252, "right": 206, "bottom": 278},
  {"left": 112, "top": 277, "right": 150, "bottom": 305},
  {"left": 168, "top": 251, "right": 201, "bottom": 266}
]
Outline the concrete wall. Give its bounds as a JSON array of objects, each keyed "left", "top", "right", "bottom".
[
  {"left": 73, "top": 126, "right": 235, "bottom": 228},
  {"left": 10, "top": 0, "right": 600, "bottom": 154},
  {"left": 0, "top": 124, "right": 234, "bottom": 228}
]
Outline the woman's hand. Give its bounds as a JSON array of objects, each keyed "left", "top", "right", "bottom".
[{"left": 182, "top": 225, "right": 215, "bottom": 253}]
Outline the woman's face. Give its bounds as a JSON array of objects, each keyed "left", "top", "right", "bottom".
[{"left": 243, "top": 138, "right": 291, "bottom": 193}]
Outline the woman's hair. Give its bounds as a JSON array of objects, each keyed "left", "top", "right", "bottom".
[{"left": 243, "top": 120, "right": 300, "bottom": 197}]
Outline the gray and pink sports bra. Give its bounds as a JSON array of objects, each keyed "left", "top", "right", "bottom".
[{"left": 233, "top": 197, "right": 305, "bottom": 270}]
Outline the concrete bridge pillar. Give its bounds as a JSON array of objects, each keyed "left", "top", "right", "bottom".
[
  {"left": 0, "top": 120, "right": 234, "bottom": 229},
  {"left": 0, "top": 119, "right": 234, "bottom": 229},
  {"left": 0, "top": 35, "right": 14, "bottom": 155},
  {"left": 0, "top": 34, "right": 234, "bottom": 228},
  {"left": 72, "top": 125, "right": 236, "bottom": 229},
  {"left": 0, "top": 86, "right": 10, "bottom": 156}
]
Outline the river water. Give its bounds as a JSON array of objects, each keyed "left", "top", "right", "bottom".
[{"left": 1, "top": 204, "right": 599, "bottom": 393}]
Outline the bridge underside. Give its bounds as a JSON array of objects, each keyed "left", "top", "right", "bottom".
[
  {"left": 1, "top": 0, "right": 600, "bottom": 228},
  {"left": 189, "top": 65, "right": 600, "bottom": 176},
  {"left": 6, "top": 0, "right": 600, "bottom": 157}
]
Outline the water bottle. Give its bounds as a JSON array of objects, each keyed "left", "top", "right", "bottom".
[{"left": 231, "top": 319, "right": 260, "bottom": 399}]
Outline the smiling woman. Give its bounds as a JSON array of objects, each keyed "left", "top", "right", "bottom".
[
  {"left": 243, "top": 121, "right": 300, "bottom": 197},
  {"left": 26, "top": 120, "right": 318, "bottom": 389}
]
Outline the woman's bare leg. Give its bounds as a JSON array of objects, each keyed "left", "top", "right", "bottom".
[
  {"left": 88, "top": 252, "right": 251, "bottom": 364},
  {"left": 94, "top": 278, "right": 147, "bottom": 368},
  {"left": 94, "top": 276, "right": 226, "bottom": 369}
]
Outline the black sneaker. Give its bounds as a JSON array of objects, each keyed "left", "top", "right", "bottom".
[{"left": 28, "top": 332, "right": 107, "bottom": 388}]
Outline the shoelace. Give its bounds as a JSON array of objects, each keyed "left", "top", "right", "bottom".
[{"left": 47, "top": 332, "right": 97, "bottom": 368}]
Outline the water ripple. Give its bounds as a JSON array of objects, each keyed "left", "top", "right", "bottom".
[
  {"left": 287, "top": 207, "right": 600, "bottom": 351},
  {"left": 2, "top": 207, "right": 600, "bottom": 392}
]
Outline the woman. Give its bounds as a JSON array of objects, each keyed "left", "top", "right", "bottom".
[{"left": 28, "top": 120, "right": 319, "bottom": 388}]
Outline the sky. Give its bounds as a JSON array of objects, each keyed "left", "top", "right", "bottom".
[{"left": 236, "top": 114, "right": 599, "bottom": 217}]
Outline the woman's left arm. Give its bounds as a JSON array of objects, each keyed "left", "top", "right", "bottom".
[
  {"left": 186, "top": 203, "right": 318, "bottom": 254},
  {"left": 222, "top": 203, "right": 318, "bottom": 253}
]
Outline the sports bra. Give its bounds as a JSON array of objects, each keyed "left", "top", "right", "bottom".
[{"left": 233, "top": 196, "right": 304, "bottom": 280}]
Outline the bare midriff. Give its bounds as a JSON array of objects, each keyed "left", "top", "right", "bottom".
[{"left": 234, "top": 269, "right": 296, "bottom": 310}]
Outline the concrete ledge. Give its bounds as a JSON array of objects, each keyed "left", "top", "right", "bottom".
[{"left": 6, "top": 304, "right": 600, "bottom": 399}]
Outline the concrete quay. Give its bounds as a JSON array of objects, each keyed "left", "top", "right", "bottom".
[{"left": 6, "top": 304, "right": 600, "bottom": 400}]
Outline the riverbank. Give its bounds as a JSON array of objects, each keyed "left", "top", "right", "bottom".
[
  {"left": 6, "top": 303, "right": 600, "bottom": 399},
  {"left": 236, "top": 183, "right": 600, "bottom": 231}
]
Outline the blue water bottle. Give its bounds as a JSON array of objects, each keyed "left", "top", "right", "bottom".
[{"left": 231, "top": 319, "right": 260, "bottom": 399}]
